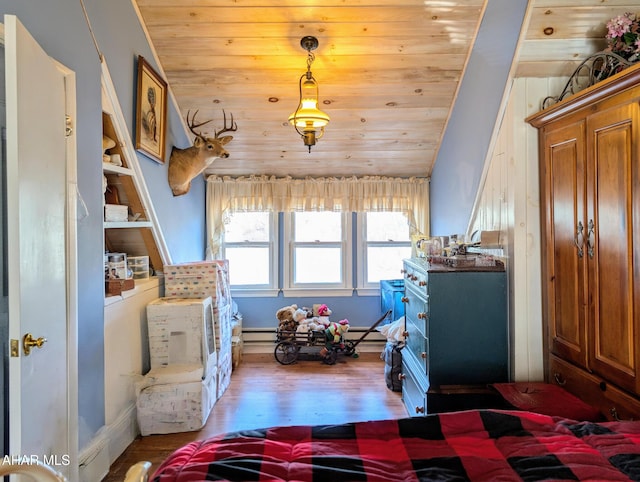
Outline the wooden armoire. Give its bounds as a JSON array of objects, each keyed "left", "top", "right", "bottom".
[{"left": 527, "top": 62, "right": 640, "bottom": 420}]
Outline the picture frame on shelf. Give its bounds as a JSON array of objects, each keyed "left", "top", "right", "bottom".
[{"left": 135, "top": 56, "right": 167, "bottom": 164}]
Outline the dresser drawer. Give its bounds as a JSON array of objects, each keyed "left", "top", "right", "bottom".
[
  {"left": 402, "top": 259, "right": 428, "bottom": 296},
  {"left": 404, "top": 288, "right": 428, "bottom": 336},
  {"left": 401, "top": 359, "right": 429, "bottom": 416},
  {"left": 404, "top": 315, "right": 428, "bottom": 375}
]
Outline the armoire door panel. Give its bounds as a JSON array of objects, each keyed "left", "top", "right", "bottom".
[
  {"left": 587, "top": 103, "right": 639, "bottom": 392},
  {"left": 544, "top": 122, "right": 588, "bottom": 368}
]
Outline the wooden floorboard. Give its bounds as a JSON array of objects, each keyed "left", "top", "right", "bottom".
[{"left": 103, "top": 351, "right": 406, "bottom": 481}]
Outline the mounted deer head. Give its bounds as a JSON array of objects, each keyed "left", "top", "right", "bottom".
[{"left": 168, "top": 110, "right": 237, "bottom": 196}]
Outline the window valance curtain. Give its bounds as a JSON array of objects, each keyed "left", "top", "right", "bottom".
[{"left": 206, "top": 175, "right": 430, "bottom": 258}]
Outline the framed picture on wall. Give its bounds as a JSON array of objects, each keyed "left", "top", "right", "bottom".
[{"left": 135, "top": 56, "right": 167, "bottom": 164}]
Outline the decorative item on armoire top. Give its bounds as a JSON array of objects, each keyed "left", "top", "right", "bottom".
[
  {"left": 542, "top": 13, "right": 639, "bottom": 109},
  {"left": 135, "top": 55, "right": 167, "bottom": 164},
  {"left": 605, "top": 12, "right": 640, "bottom": 62}
]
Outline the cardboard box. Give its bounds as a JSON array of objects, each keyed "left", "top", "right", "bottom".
[
  {"left": 136, "top": 364, "right": 217, "bottom": 436},
  {"left": 164, "top": 260, "right": 230, "bottom": 303},
  {"left": 217, "top": 350, "right": 233, "bottom": 400},
  {"left": 146, "top": 297, "right": 217, "bottom": 377},
  {"left": 104, "top": 203, "right": 128, "bottom": 222},
  {"left": 231, "top": 335, "right": 243, "bottom": 370}
]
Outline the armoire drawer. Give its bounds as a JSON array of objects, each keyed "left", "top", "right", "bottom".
[{"left": 549, "top": 354, "right": 640, "bottom": 421}]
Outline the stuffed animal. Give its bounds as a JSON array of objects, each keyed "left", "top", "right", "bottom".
[
  {"left": 293, "top": 307, "right": 308, "bottom": 323},
  {"left": 315, "top": 303, "right": 332, "bottom": 317},
  {"left": 325, "top": 319, "right": 349, "bottom": 345},
  {"left": 276, "top": 304, "right": 299, "bottom": 332},
  {"left": 293, "top": 307, "right": 313, "bottom": 333}
]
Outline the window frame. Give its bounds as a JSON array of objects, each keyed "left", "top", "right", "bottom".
[
  {"left": 222, "top": 211, "right": 279, "bottom": 297},
  {"left": 356, "top": 211, "right": 412, "bottom": 294},
  {"left": 282, "top": 211, "right": 353, "bottom": 297}
]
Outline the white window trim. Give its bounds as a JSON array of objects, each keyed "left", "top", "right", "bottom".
[
  {"left": 356, "top": 212, "right": 411, "bottom": 293},
  {"left": 223, "top": 211, "right": 279, "bottom": 295},
  {"left": 282, "top": 211, "right": 353, "bottom": 296}
]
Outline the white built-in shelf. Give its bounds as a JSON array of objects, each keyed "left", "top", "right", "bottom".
[
  {"left": 104, "top": 221, "right": 154, "bottom": 229},
  {"left": 102, "top": 163, "right": 133, "bottom": 176}
]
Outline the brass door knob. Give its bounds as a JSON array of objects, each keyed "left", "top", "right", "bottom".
[{"left": 23, "top": 333, "right": 47, "bottom": 356}]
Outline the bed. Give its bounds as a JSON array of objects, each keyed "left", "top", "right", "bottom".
[{"left": 148, "top": 409, "right": 640, "bottom": 481}]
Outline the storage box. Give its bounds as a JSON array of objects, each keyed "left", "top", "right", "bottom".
[
  {"left": 129, "top": 256, "right": 149, "bottom": 279},
  {"left": 146, "top": 297, "right": 217, "bottom": 377},
  {"left": 217, "top": 350, "right": 233, "bottom": 399},
  {"left": 136, "top": 364, "right": 217, "bottom": 435},
  {"left": 104, "top": 203, "right": 128, "bottom": 222},
  {"left": 105, "top": 278, "right": 134, "bottom": 296},
  {"left": 231, "top": 335, "right": 243, "bottom": 370},
  {"left": 164, "top": 260, "right": 230, "bottom": 303}
]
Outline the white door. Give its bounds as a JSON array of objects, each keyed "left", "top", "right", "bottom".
[{"left": 4, "top": 15, "right": 78, "bottom": 479}]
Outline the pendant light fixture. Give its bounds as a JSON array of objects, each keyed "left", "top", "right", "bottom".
[{"left": 288, "top": 36, "right": 330, "bottom": 153}]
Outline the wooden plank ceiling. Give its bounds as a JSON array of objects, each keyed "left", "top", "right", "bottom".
[{"left": 134, "top": 0, "right": 637, "bottom": 179}]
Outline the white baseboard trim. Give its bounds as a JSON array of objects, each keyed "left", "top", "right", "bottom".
[
  {"left": 78, "top": 429, "right": 109, "bottom": 482},
  {"left": 80, "top": 403, "right": 139, "bottom": 481}
]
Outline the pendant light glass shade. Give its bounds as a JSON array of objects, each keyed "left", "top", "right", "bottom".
[{"left": 289, "top": 36, "right": 329, "bottom": 152}]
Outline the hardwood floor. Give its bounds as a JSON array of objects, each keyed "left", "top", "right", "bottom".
[{"left": 103, "top": 351, "right": 407, "bottom": 481}]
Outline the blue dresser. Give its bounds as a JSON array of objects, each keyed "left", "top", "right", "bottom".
[{"left": 401, "top": 258, "right": 508, "bottom": 416}]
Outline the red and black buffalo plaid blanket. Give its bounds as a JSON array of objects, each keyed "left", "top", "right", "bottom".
[{"left": 152, "top": 409, "right": 640, "bottom": 481}]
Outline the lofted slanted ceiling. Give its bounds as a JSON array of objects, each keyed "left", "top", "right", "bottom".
[{"left": 134, "top": 0, "right": 634, "bottom": 179}]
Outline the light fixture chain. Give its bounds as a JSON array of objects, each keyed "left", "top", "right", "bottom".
[{"left": 306, "top": 52, "right": 315, "bottom": 72}]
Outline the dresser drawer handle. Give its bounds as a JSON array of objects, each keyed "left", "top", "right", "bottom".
[
  {"left": 421, "top": 352, "right": 427, "bottom": 359},
  {"left": 402, "top": 331, "right": 409, "bottom": 338},
  {"left": 410, "top": 275, "right": 418, "bottom": 281},
  {"left": 401, "top": 297, "right": 409, "bottom": 303},
  {"left": 399, "top": 373, "right": 406, "bottom": 380},
  {"left": 417, "top": 312, "right": 427, "bottom": 319},
  {"left": 415, "top": 406, "right": 425, "bottom": 414},
  {"left": 419, "top": 280, "right": 426, "bottom": 286},
  {"left": 553, "top": 372, "right": 567, "bottom": 386}
]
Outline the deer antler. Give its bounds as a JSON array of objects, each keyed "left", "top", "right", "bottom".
[
  {"left": 215, "top": 110, "right": 238, "bottom": 138},
  {"left": 186, "top": 110, "right": 213, "bottom": 139}
]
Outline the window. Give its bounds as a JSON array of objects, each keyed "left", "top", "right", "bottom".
[
  {"left": 222, "top": 210, "right": 410, "bottom": 297},
  {"left": 284, "top": 211, "right": 352, "bottom": 294},
  {"left": 358, "top": 212, "right": 411, "bottom": 291},
  {"left": 222, "top": 211, "right": 277, "bottom": 292}
]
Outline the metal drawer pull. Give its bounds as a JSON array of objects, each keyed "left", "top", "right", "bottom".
[
  {"left": 399, "top": 373, "right": 406, "bottom": 380},
  {"left": 415, "top": 406, "right": 425, "bottom": 414},
  {"left": 574, "top": 220, "right": 584, "bottom": 258},
  {"left": 402, "top": 331, "right": 409, "bottom": 338},
  {"left": 610, "top": 407, "right": 633, "bottom": 421},
  {"left": 401, "top": 297, "right": 409, "bottom": 303},
  {"left": 421, "top": 352, "right": 427, "bottom": 359},
  {"left": 417, "top": 312, "right": 427, "bottom": 319},
  {"left": 419, "top": 280, "right": 426, "bottom": 286},
  {"left": 587, "top": 219, "right": 595, "bottom": 258},
  {"left": 553, "top": 372, "right": 567, "bottom": 386}
]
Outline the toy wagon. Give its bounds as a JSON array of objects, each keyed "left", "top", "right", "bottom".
[{"left": 274, "top": 309, "right": 392, "bottom": 365}]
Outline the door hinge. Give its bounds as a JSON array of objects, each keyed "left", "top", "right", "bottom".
[
  {"left": 65, "top": 115, "right": 73, "bottom": 137},
  {"left": 10, "top": 339, "right": 19, "bottom": 357}
]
